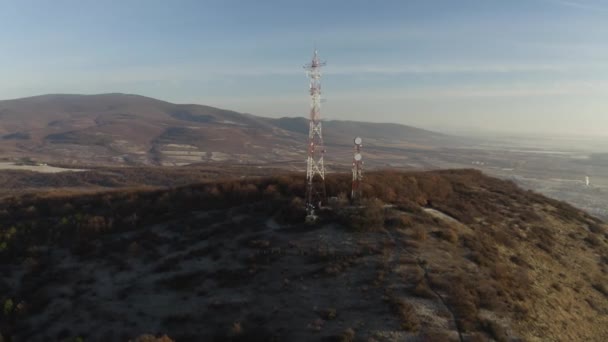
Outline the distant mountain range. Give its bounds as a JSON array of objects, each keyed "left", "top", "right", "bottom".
[{"left": 0, "top": 93, "right": 458, "bottom": 167}]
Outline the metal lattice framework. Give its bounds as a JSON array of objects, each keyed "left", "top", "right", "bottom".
[
  {"left": 352, "top": 137, "right": 363, "bottom": 202},
  {"left": 304, "top": 49, "right": 327, "bottom": 217}
]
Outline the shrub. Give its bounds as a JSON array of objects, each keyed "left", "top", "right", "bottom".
[
  {"left": 128, "top": 242, "right": 141, "bottom": 256},
  {"left": 333, "top": 328, "right": 355, "bottom": 342},
  {"left": 476, "top": 281, "right": 501, "bottom": 310},
  {"left": 3, "top": 298, "right": 13, "bottom": 316},
  {"left": 341, "top": 198, "right": 385, "bottom": 231},
  {"left": 438, "top": 227, "right": 458, "bottom": 243},
  {"left": 418, "top": 332, "right": 451, "bottom": 342},
  {"left": 278, "top": 196, "right": 306, "bottom": 223},
  {"left": 130, "top": 334, "right": 175, "bottom": 342},
  {"left": 263, "top": 184, "right": 280, "bottom": 200},
  {"left": 513, "top": 302, "right": 530, "bottom": 320},
  {"left": 384, "top": 211, "right": 415, "bottom": 229},
  {"left": 229, "top": 321, "right": 243, "bottom": 337},
  {"left": 585, "top": 234, "right": 602, "bottom": 247},
  {"left": 466, "top": 333, "right": 489, "bottom": 342},
  {"left": 480, "top": 319, "right": 508, "bottom": 342},
  {"left": 60, "top": 337, "right": 84, "bottom": 342},
  {"left": 411, "top": 226, "right": 427, "bottom": 241},
  {"left": 589, "top": 223, "right": 605, "bottom": 235},
  {"left": 592, "top": 282, "right": 608, "bottom": 298},
  {"left": 412, "top": 280, "right": 436, "bottom": 299},
  {"left": 447, "top": 284, "right": 479, "bottom": 332},
  {"left": 389, "top": 296, "right": 420, "bottom": 332},
  {"left": 318, "top": 308, "right": 337, "bottom": 320}
]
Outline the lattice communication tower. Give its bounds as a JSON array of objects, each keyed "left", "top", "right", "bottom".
[{"left": 304, "top": 49, "right": 327, "bottom": 218}]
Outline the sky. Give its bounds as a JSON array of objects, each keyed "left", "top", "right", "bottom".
[{"left": 0, "top": 0, "right": 607, "bottom": 136}]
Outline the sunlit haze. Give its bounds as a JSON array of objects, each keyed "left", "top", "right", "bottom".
[{"left": 1, "top": 0, "right": 607, "bottom": 136}]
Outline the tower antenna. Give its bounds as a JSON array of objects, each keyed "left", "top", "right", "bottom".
[
  {"left": 352, "top": 137, "right": 363, "bottom": 202},
  {"left": 304, "top": 49, "right": 327, "bottom": 220}
]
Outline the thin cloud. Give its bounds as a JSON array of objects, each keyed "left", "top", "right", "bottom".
[
  {"left": 540, "top": 0, "right": 608, "bottom": 11},
  {"left": 2, "top": 57, "right": 606, "bottom": 103},
  {"left": 2, "top": 61, "right": 598, "bottom": 88},
  {"left": 331, "top": 81, "right": 608, "bottom": 100},
  {"left": 326, "top": 64, "right": 571, "bottom": 75},
  {"left": 197, "top": 81, "right": 608, "bottom": 103}
]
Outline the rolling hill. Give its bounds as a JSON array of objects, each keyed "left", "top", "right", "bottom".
[
  {"left": 0, "top": 169, "right": 606, "bottom": 341},
  {"left": 0, "top": 93, "right": 452, "bottom": 167}
]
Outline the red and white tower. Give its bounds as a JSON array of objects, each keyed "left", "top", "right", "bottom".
[
  {"left": 304, "top": 49, "right": 327, "bottom": 218},
  {"left": 352, "top": 137, "right": 363, "bottom": 202}
]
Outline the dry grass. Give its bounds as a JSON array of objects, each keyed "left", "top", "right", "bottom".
[
  {"left": 412, "top": 280, "right": 436, "bottom": 299},
  {"left": 480, "top": 319, "right": 508, "bottom": 342},
  {"left": 317, "top": 308, "right": 338, "bottom": 320},
  {"left": 336, "top": 328, "right": 355, "bottom": 342},
  {"left": 130, "top": 334, "right": 174, "bottom": 342},
  {"left": 437, "top": 227, "right": 459, "bottom": 243},
  {"left": 446, "top": 283, "right": 479, "bottom": 333},
  {"left": 1, "top": 169, "right": 606, "bottom": 341},
  {"left": 336, "top": 198, "right": 386, "bottom": 231},
  {"left": 418, "top": 332, "right": 453, "bottom": 342},
  {"left": 592, "top": 282, "right": 608, "bottom": 298},
  {"left": 412, "top": 226, "right": 428, "bottom": 241},
  {"left": 388, "top": 295, "right": 420, "bottom": 332}
]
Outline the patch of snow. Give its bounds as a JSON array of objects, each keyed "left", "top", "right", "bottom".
[{"left": 0, "top": 162, "right": 85, "bottom": 173}]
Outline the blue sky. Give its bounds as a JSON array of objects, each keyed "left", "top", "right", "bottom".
[{"left": 1, "top": 0, "right": 607, "bottom": 136}]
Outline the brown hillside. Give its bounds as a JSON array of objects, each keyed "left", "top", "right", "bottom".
[
  {"left": 0, "top": 93, "right": 452, "bottom": 167},
  {"left": 0, "top": 169, "right": 606, "bottom": 341}
]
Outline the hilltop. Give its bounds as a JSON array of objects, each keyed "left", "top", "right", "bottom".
[
  {"left": 0, "top": 169, "right": 606, "bottom": 341},
  {"left": 0, "top": 93, "right": 452, "bottom": 167}
]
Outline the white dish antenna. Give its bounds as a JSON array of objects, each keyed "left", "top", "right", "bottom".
[
  {"left": 354, "top": 153, "right": 362, "bottom": 161},
  {"left": 354, "top": 136, "right": 362, "bottom": 145}
]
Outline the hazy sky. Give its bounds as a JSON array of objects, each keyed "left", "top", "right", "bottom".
[{"left": 1, "top": 0, "right": 607, "bottom": 136}]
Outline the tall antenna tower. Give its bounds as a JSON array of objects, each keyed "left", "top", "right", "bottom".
[
  {"left": 352, "top": 137, "right": 363, "bottom": 202},
  {"left": 304, "top": 49, "right": 327, "bottom": 219}
]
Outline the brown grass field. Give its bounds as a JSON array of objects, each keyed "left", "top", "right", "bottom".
[{"left": 0, "top": 169, "right": 606, "bottom": 341}]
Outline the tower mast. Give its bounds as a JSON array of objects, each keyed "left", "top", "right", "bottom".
[
  {"left": 304, "top": 49, "right": 327, "bottom": 219},
  {"left": 352, "top": 137, "right": 363, "bottom": 202}
]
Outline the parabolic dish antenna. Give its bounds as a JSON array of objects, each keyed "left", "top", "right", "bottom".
[
  {"left": 354, "top": 153, "right": 362, "bottom": 161},
  {"left": 354, "top": 137, "right": 362, "bottom": 145}
]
